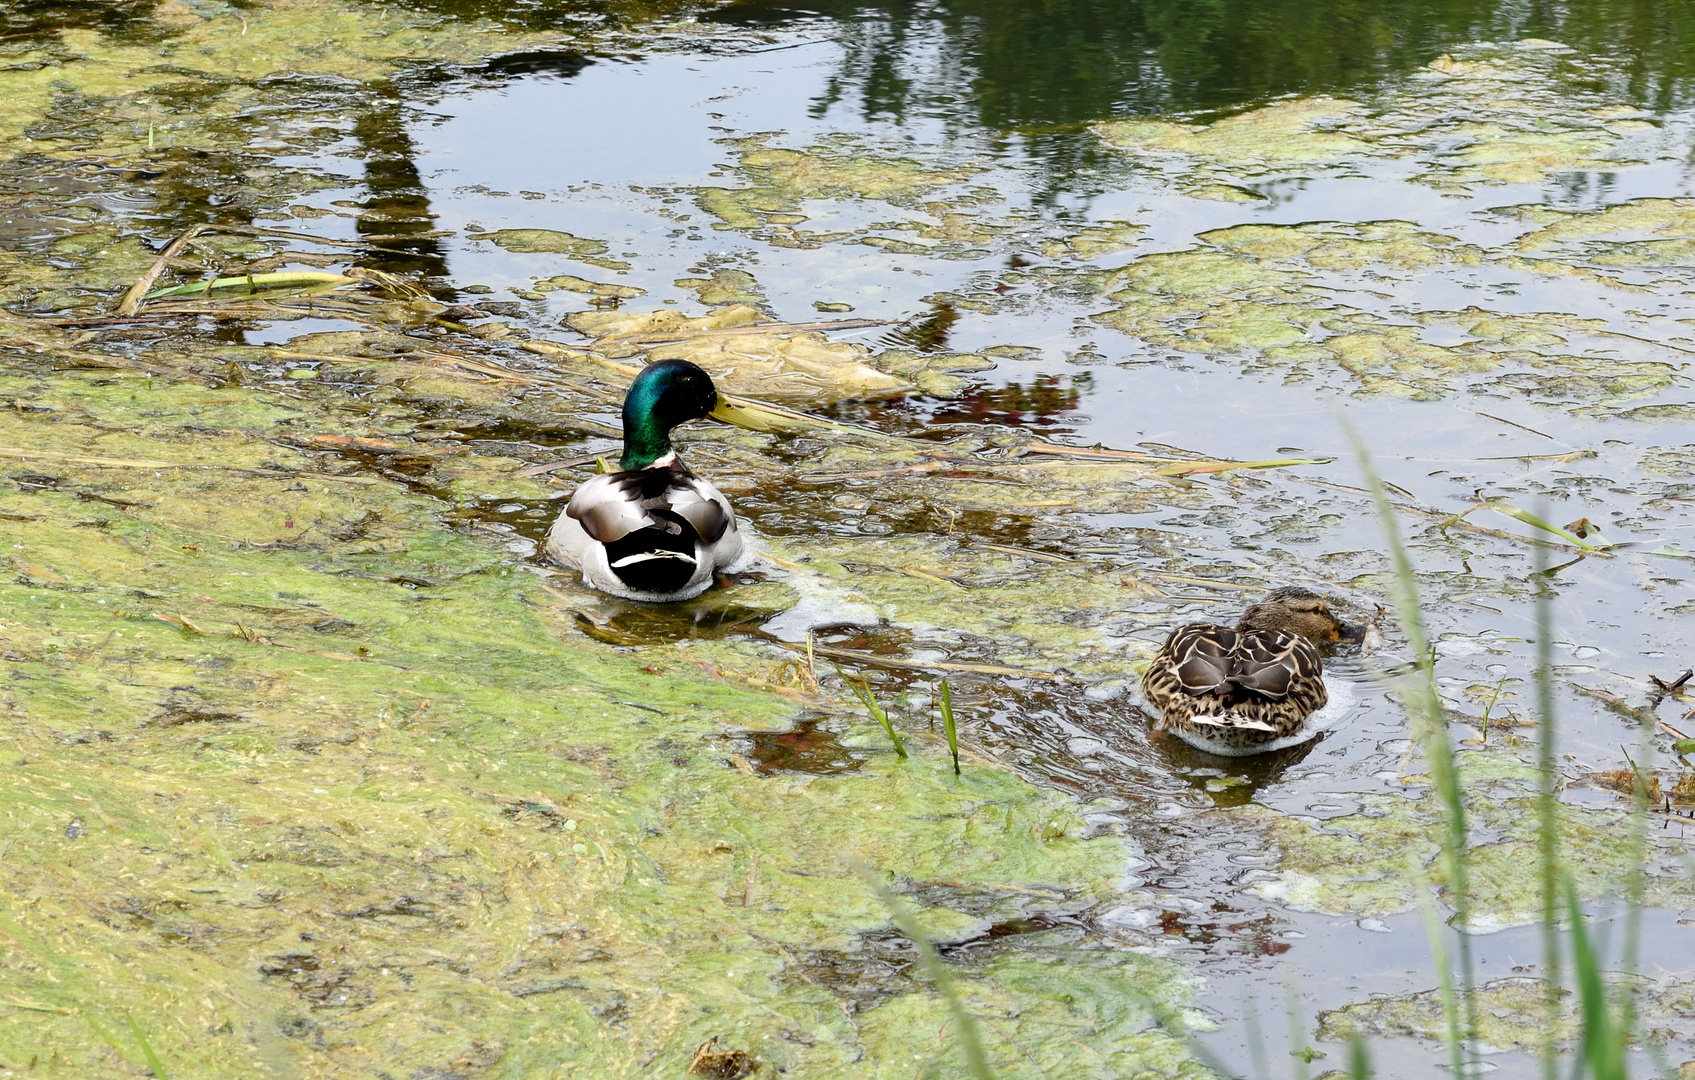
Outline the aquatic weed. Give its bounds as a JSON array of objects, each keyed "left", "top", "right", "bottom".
[
  {"left": 842, "top": 669, "right": 907, "bottom": 759},
  {"left": 939, "top": 678, "right": 959, "bottom": 775}
]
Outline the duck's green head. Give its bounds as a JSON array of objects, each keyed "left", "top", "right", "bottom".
[{"left": 620, "top": 359, "right": 720, "bottom": 471}]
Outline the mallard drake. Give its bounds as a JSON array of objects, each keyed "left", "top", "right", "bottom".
[
  {"left": 546, "top": 359, "right": 743, "bottom": 602},
  {"left": 1141, "top": 587, "right": 1357, "bottom": 756}
]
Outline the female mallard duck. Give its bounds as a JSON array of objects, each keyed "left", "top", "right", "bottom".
[
  {"left": 1141, "top": 587, "right": 1357, "bottom": 756},
  {"left": 546, "top": 359, "right": 743, "bottom": 602}
]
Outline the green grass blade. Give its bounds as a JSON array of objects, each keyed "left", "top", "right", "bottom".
[
  {"left": 1443, "top": 500, "right": 1601, "bottom": 550},
  {"left": 939, "top": 678, "right": 959, "bottom": 776},
  {"left": 126, "top": 1014, "right": 170, "bottom": 1080},
  {"left": 1347, "top": 1034, "right": 1372, "bottom": 1080},
  {"left": 1412, "top": 855, "right": 1466, "bottom": 1077},
  {"left": 1616, "top": 683, "right": 1656, "bottom": 1068},
  {"left": 859, "top": 868, "right": 995, "bottom": 1080},
  {"left": 1343, "top": 413, "right": 1480, "bottom": 1070},
  {"left": 1533, "top": 543, "right": 1563, "bottom": 1080},
  {"left": 843, "top": 670, "right": 906, "bottom": 759},
  {"left": 1564, "top": 873, "right": 1624, "bottom": 1080},
  {"left": 1285, "top": 976, "right": 1313, "bottom": 1080},
  {"left": 1242, "top": 993, "right": 1272, "bottom": 1080}
]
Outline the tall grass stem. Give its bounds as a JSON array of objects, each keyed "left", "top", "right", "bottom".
[
  {"left": 1284, "top": 976, "right": 1312, "bottom": 1080},
  {"left": 1564, "top": 872, "right": 1626, "bottom": 1080},
  {"left": 1532, "top": 539, "right": 1564, "bottom": 1080},
  {"left": 1343, "top": 413, "right": 1479, "bottom": 1070},
  {"left": 126, "top": 1014, "right": 170, "bottom": 1080},
  {"left": 1412, "top": 855, "right": 1466, "bottom": 1077},
  {"left": 858, "top": 868, "right": 995, "bottom": 1079},
  {"left": 1347, "top": 1034, "right": 1372, "bottom": 1080}
]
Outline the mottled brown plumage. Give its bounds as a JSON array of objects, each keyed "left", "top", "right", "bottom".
[{"left": 1142, "top": 587, "right": 1351, "bottom": 756}]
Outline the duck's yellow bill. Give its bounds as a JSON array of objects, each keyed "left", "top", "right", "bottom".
[{"left": 709, "top": 395, "right": 826, "bottom": 433}]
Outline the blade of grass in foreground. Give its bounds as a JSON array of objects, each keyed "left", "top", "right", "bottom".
[
  {"left": 1342, "top": 413, "right": 1479, "bottom": 1074},
  {"left": 858, "top": 868, "right": 995, "bottom": 1080},
  {"left": 1533, "top": 541, "right": 1563, "bottom": 1080},
  {"left": 1411, "top": 854, "right": 1464, "bottom": 1077},
  {"left": 1347, "top": 1034, "right": 1373, "bottom": 1080},
  {"left": 1616, "top": 682, "right": 1655, "bottom": 1071},
  {"left": 126, "top": 1014, "right": 170, "bottom": 1080},
  {"left": 1285, "top": 976, "right": 1313, "bottom": 1080},
  {"left": 939, "top": 678, "right": 960, "bottom": 776},
  {"left": 1565, "top": 872, "right": 1626, "bottom": 1080}
]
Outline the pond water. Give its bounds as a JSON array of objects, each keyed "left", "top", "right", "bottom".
[{"left": 5, "top": 1, "right": 1695, "bottom": 1077}]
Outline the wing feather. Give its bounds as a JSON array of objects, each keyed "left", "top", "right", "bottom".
[
  {"left": 566, "top": 462, "right": 739, "bottom": 547},
  {"left": 1165, "top": 624, "right": 1237, "bottom": 693},
  {"left": 1234, "top": 628, "right": 1326, "bottom": 708},
  {"left": 566, "top": 474, "right": 652, "bottom": 543},
  {"left": 669, "top": 478, "right": 733, "bottom": 544}
]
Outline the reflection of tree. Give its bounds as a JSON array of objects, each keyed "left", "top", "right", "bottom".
[
  {"left": 351, "top": 87, "right": 447, "bottom": 280},
  {"left": 929, "top": 374, "right": 1087, "bottom": 427},
  {"left": 712, "top": 0, "right": 1695, "bottom": 126},
  {"left": 881, "top": 301, "right": 960, "bottom": 352},
  {"left": 1, "top": 1, "right": 145, "bottom": 38}
]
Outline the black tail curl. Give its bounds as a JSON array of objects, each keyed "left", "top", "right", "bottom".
[{"left": 603, "top": 508, "right": 700, "bottom": 594}]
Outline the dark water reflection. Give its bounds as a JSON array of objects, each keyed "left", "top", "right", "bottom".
[
  {"left": 928, "top": 374, "right": 1087, "bottom": 427},
  {"left": 711, "top": 0, "right": 1695, "bottom": 128}
]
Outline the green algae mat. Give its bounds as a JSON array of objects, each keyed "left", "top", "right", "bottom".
[{"left": 0, "top": 301, "right": 1206, "bottom": 1079}]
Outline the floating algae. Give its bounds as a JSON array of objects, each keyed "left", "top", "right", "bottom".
[
  {"left": 1093, "top": 42, "right": 1672, "bottom": 191},
  {"left": 673, "top": 268, "right": 767, "bottom": 307},
  {"left": 1320, "top": 975, "right": 1695, "bottom": 1057},
  {"left": 1319, "top": 979, "right": 1581, "bottom": 1053},
  {"left": 534, "top": 273, "right": 646, "bottom": 299},
  {"left": 1090, "top": 219, "right": 1686, "bottom": 407},
  {"left": 688, "top": 137, "right": 992, "bottom": 252},
  {"left": 1229, "top": 762, "right": 1695, "bottom": 931},
  {"left": 0, "top": 2, "right": 570, "bottom": 164},
  {"left": 546, "top": 303, "right": 967, "bottom": 406},
  {"left": 0, "top": 309, "right": 1229, "bottom": 1077},
  {"left": 0, "top": 164, "right": 1239, "bottom": 1080},
  {"left": 481, "top": 229, "right": 633, "bottom": 271}
]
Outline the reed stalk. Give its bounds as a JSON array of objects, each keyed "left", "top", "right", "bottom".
[
  {"left": 842, "top": 670, "right": 907, "bottom": 758},
  {"left": 860, "top": 869, "right": 995, "bottom": 1079},
  {"left": 1531, "top": 539, "right": 1564, "bottom": 1079},
  {"left": 1344, "top": 415, "right": 1480, "bottom": 1071}
]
